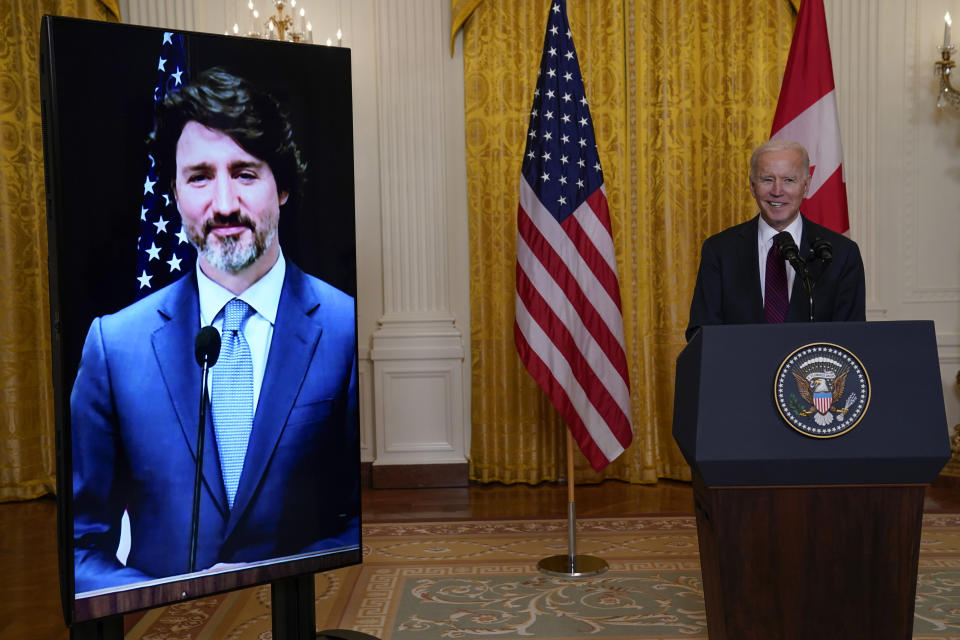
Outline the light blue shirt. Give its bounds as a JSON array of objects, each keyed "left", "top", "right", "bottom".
[
  {"left": 196, "top": 252, "right": 286, "bottom": 412},
  {"left": 757, "top": 215, "right": 803, "bottom": 305}
]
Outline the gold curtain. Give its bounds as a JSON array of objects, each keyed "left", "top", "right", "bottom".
[
  {"left": 463, "top": 0, "right": 795, "bottom": 484},
  {"left": 0, "top": 0, "right": 119, "bottom": 502}
]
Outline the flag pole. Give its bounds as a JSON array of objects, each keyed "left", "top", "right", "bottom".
[{"left": 536, "top": 430, "right": 608, "bottom": 577}]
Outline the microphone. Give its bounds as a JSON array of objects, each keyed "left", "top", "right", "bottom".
[
  {"left": 773, "top": 231, "right": 805, "bottom": 273},
  {"left": 195, "top": 325, "right": 221, "bottom": 367},
  {"left": 190, "top": 326, "right": 220, "bottom": 573},
  {"left": 811, "top": 237, "right": 833, "bottom": 266}
]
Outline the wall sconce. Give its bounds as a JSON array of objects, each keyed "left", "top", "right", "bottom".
[{"left": 936, "top": 12, "right": 960, "bottom": 110}]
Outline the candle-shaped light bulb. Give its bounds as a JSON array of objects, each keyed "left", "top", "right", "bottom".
[
  {"left": 247, "top": 0, "right": 253, "bottom": 9},
  {"left": 337, "top": 28, "right": 342, "bottom": 42},
  {"left": 253, "top": 9, "right": 259, "bottom": 18},
  {"left": 232, "top": 23, "right": 239, "bottom": 34},
  {"left": 326, "top": 37, "right": 332, "bottom": 46},
  {"left": 946, "top": 12, "right": 953, "bottom": 48},
  {"left": 307, "top": 22, "right": 313, "bottom": 43}
]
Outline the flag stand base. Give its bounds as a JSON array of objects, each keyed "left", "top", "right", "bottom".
[
  {"left": 536, "top": 431, "right": 610, "bottom": 579},
  {"left": 537, "top": 553, "right": 608, "bottom": 577}
]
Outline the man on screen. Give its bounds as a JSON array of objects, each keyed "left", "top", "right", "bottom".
[
  {"left": 686, "top": 139, "right": 865, "bottom": 341},
  {"left": 71, "top": 68, "right": 359, "bottom": 593}
]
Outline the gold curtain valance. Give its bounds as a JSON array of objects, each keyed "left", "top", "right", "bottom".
[{"left": 450, "top": 0, "right": 484, "bottom": 55}]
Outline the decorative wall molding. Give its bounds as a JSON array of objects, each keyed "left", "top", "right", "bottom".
[
  {"left": 369, "top": 0, "right": 468, "bottom": 473},
  {"left": 118, "top": 0, "right": 197, "bottom": 30},
  {"left": 357, "top": 351, "right": 374, "bottom": 462},
  {"left": 826, "top": 1, "right": 882, "bottom": 310}
]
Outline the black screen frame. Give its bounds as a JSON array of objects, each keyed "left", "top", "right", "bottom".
[{"left": 39, "top": 15, "right": 361, "bottom": 625}]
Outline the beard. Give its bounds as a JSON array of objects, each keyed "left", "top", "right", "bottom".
[{"left": 186, "top": 212, "right": 277, "bottom": 274}]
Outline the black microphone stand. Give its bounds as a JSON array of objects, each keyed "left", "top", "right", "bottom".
[
  {"left": 797, "top": 238, "right": 834, "bottom": 322},
  {"left": 189, "top": 361, "right": 211, "bottom": 572},
  {"left": 796, "top": 261, "right": 816, "bottom": 322},
  {"left": 190, "top": 327, "right": 220, "bottom": 573},
  {"left": 775, "top": 232, "right": 824, "bottom": 322}
]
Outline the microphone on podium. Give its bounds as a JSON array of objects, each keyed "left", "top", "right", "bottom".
[{"left": 773, "top": 230, "right": 805, "bottom": 274}]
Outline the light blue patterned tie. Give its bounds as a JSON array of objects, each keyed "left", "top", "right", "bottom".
[{"left": 212, "top": 298, "right": 254, "bottom": 509}]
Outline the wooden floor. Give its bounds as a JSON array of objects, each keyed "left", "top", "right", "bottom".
[{"left": 3, "top": 479, "right": 959, "bottom": 639}]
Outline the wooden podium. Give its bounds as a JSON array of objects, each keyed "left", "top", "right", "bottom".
[{"left": 673, "top": 321, "right": 950, "bottom": 640}]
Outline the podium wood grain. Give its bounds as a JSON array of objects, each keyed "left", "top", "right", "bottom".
[{"left": 693, "top": 473, "right": 925, "bottom": 640}]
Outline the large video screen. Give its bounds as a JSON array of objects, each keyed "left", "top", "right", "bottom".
[{"left": 40, "top": 16, "right": 360, "bottom": 624}]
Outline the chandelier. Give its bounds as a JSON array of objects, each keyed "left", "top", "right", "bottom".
[{"left": 230, "top": 1, "right": 313, "bottom": 43}]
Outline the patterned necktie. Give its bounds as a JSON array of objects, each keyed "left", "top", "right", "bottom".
[
  {"left": 212, "top": 298, "right": 254, "bottom": 509},
  {"left": 764, "top": 242, "right": 789, "bottom": 323}
]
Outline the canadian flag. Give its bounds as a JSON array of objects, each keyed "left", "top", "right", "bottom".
[{"left": 771, "top": 0, "right": 849, "bottom": 234}]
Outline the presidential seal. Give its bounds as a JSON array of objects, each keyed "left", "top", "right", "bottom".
[{"left": 774, "top": 343, "right": 870, "bottom": 438}]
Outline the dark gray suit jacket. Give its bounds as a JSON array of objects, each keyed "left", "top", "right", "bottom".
[{"left": 686, "top": 215, "right": 865, "bottom": 341}]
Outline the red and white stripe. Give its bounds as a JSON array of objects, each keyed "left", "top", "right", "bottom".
[{"left": 515, "top": 178, "right": 633, "bottom": 471}]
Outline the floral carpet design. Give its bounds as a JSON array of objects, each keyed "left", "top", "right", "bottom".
[{"left": 125, "top": 515, "right": 960, "bottom": 639}]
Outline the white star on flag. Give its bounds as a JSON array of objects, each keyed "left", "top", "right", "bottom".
[
  {"left": 135, "top": 31, "right": 194, "bottom": 300},
  {"left": 137, "top": 270, "right": 153, "bottom": 289}
]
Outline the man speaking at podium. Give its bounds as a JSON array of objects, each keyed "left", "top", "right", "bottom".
[
  {"left": 686, "top": 139, "right": 865, "bottom": 341},
  {"left": 70, "top": 69, "right": 359, "bottom": 593}
]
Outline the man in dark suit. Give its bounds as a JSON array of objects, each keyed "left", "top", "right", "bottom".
[
  {"left": 71, "top": 69, "right": 359, "bottom": 593},
  {"left": 686, "top": 139, "right": 865, "bottom": 341}
]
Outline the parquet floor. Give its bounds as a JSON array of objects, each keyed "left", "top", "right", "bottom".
[{"left": 2, "top": 479, "right": 958, "bottom": 639}]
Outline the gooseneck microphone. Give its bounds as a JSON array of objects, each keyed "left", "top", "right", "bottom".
[
  {"left": 773, "top": 231, "right": 805, "bottom": 274},
  {"left": 773, "top": 230, "right": 817, "bottom": 321},
  {"left": 811, "top": 236, "right": 833, "bottom": 266},
  {"left": 771, "top": 232, "right": 834, "bottom": 322},
  {"left": 190, "top": 326, "right": 220, "bottom": 573},
  {"left": 195, "top": 326, "right": 221, "bottom": 368}
]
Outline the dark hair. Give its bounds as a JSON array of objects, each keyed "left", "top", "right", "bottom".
[{"left": 152, "top": 67, "right": 306, "bottom": 202}]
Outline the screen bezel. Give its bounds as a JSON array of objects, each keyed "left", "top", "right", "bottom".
[{"left": 39, "top": 15, "right": 361, "bottom": 624}]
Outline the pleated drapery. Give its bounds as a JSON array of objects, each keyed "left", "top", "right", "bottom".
[
  {"left": 460, "top": 0, "right": 795, "bottom": 484},
  {"left": 0, "top": 0, "right": 119, "bottom": 501}
]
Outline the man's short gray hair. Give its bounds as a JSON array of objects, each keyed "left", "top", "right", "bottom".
[{"left": 749, "top": 139, "right": 810, "bottom": 181}]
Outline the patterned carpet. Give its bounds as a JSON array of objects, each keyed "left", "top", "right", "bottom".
[{"left": 126, "top": 514, "right": 960, "bottom": 639}]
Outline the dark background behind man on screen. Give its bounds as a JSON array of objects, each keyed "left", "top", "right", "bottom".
[
  {"left": 70, "top": 68, "right": 359, "bottom": 593},
  {"left": 686, "top": 139, "right": 866, "bottom": 341}
]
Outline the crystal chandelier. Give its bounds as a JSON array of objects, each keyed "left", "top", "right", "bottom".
[{"left": 231, "top": 1, "right": 313, "bottom": 43}]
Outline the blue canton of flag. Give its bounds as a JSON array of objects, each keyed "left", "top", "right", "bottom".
[
  {"left": 135, "top": 31, "right": 195, "bottom": 298},
  {"left": 520, "top": 1, "right": 603, "bottom": 225}
]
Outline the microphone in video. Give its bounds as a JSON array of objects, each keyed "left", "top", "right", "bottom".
[{"left": 190, "top": 325, "right": 220, "bottom": 572}]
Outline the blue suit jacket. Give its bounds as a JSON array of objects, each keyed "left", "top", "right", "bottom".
[
  {"left": 686, "top": 215, "right": 866, "bottom": 341},
  {"left": 71, "top": 261, "right": 359, "bottom": 593}
]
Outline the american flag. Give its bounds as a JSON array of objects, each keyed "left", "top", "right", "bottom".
[
  {"left": 135, "top": 31, "right": 195, "bottom": 298},
  {"left": 514, "top": 0, "right": 633, "bottom": 471}
]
